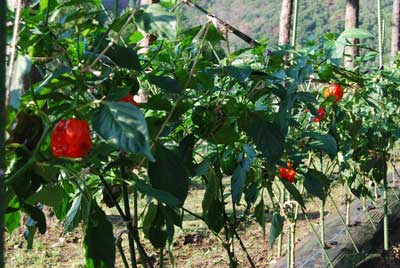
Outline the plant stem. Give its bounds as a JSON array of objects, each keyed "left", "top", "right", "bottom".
[
  {"left": 0, "top": 0, "right": 6, "bottom": 266},
  {"left": 377, "top": 0, "right": 383, "bottom": 68},
  {"left": 277, "top": 185, "right": 285, "bottom": 257},
  {"left": 123, "top": 183, "right": 137, "bottom": 268},
  {"left": 159, "top": 247, "right": 164, "bottom": 268},
  {"left": 362, "top": 196, "right": 377, "bottom": 230},
  {"left": 383, "top": 152, "right": 389, "bottom": 252},
  {"left": 290, "top": 223, "right": 295, "bottom": 268},
  {"left": 287, "top": 223, "right": 292, "bottom": 268},
  {"left": 328, "top": 194, "right": 360, "bottom": 253},
  {"left": 219, "top": 179, "right": 236, "bottom": 268},
  {"left": 234, "top": 231, "right": 256, "bottom": 268},
  {"left": 114, "top": 0, "right": 120, "bottom": 17},
  {"left": 345, "top": 185, "right": 351, "bottom": 226},
  {"left": 302, "top": 208, "right": 334, "bottom": 268},
  {"left": 120, "top": 163, "right": 138, "bottom": 268},
  {"left": 117, "top": 239, "right": 131, "bottom": 268},
  {"left": 320, "top": 200, "right": 326, "bottom": 248},
  {"left": 319, "top": 152, "right": 326, "bottom": 248}
]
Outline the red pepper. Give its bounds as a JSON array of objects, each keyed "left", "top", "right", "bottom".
[
  {"left": 324, "top": 83, "right": 343, "bottom": 103},
  {"left": 120, "top": 93, "right": 138, "bottom": 107},
  {"left": 313, "top": 107, "right": 326, "bottom": 123},
  {"left": 51, "top": 118, "right": 92, "bottom": 158},
  {"left": 279, "top": 162, "right": 296, "bottom": 183}
]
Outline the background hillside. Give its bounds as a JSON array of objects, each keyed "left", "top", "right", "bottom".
[{"left": 181, "top": 0, "right": 393, "bottom": 53}]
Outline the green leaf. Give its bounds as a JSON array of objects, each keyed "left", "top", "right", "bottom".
[
  {"left": 339, "top": 28, "right": 374, "bottom": 40},
  {"left": 304, "top": 169, "right": 329, "bottom": 203},
  {"left": 178, "top": 134, "right": 196, "bottom": 176},
  {"left": 269, "top": 212, "right": 284, "bottom": 247},
  {"left": 92, "top": 102, "right": 154, "bottom": 161},
  {"left": 182, "top": 24, "right": 225, "bottom": 43},
  {"left": 231, "top": 166, "right": 246, "bottom": 204},
  {"left": 83, "top": 201, "right": 115, "bottom": 268},
  {"left": 23, "top": 204, "right": 46, "bottom": 234},
  {"left": 148, "top": 144, "right": 189, "bottom": 204},
  {"left": 254, "top": 198, "right": 265, "bottom": 235},
  {"left": 240, "top": 112, "right": 284, "bottom": 162},
  {"left": 142, "top": 202, "right": 158, "bottom": 235},
  {"left": 134, "top": 4, "right": 176, "bottom": 39},
  {"left": 211, "top": 121, "right": 240, "bottom": 145},
  {"left": 148, "top": 75, "right": 182, "bottom": 94},
  {"left": 27, "top": 185, "right": 64, "bottom": 207},
  {"left": 148, "top": 206, "right": 167, "bottom": 249},
  {"left": 105, "top": 44, "right": 141, "bottom": 71},
  {"left": 332, "top": 29, "right": 374, "bottom": 61},
  {"left": 26, "top": 223, "right": 37, "bottom": 250},
  {"left": 39, "top": 0, "right": 58, "bottom": 17},
  {"left": 280, "top": 179, "right": 305, "bottom": 208},
  {"left": 202, "top": 169, "right": 224, "bottom": 233},
  {"left": 64, "top": 193, "right": 91, "bottom": 232},
  {"left": 224, "top": 65, "right": 252, "bottom": 84},
  {"left": 303, "top": 132, "right": 338, "bottom": 156},
  {"left": 5, "top": 196, "right": 20, "bottom": 234},
  {"left": 231, "top": 145, "right": 256, "bottom": 204},
  {"left": 134, "top": 179, "right": 181, "bottom": 207},
  {"left": 110, "top": 12, "right": 132, "bottom": 32},
  {"left": 294, "top": 92, "right": 318, "bottom": 104},
  {"left": 128, "top": 32, "right": 145, "bottom": 44},
  {"left": 205, "top": 198, "right": 224, "bottom": 233}
]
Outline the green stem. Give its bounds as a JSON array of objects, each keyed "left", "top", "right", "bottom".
[
  {"left": 377, "top": 0, "right": 383, "bottom": 68},
  {"left": 290, "top": 223, "right": 295, "bottom": 268},
  {"left": 277, "top": 185, "right": 285, "bottom": 257},
  {"left": 117, "top": 239, "right": 131, "bottom": 268},
  {"left": 383, "top": 152, "right": 389, "bottom": 252},
  {"left": 219, "top": 178, "right": 237, "bottom": 268},
  {"left": 234, "top": 231, "right": 256, "bottom": 268},
  {"left": 302, "top": 208, "right": 334, "bottom": 268},
  {"left": 287, "top": 222, "right": 292, "bottom": 268},
  {"left": 120, "top": 163, "right": 138, "bottom": 268},
  {"left": 319, "top": 152, "right": 326, "bottom": 248},
  {"left": 328, "top": 194, "right": 360, "bottom": 253},
  {"left": 345, "top": 184, "right": 351, "bottom": 226},
  {"left": 114, "top": 0, "right": 120, "bottom": 17},
  {"left": 320, "top": 200, "right": 326, "bottom": 248},
  {"left": 0, "top": 0, "right": 6, "bottom": 266},
  {"left": 159, "top": 247, "right": 164, "bottom": 268},
  {"left": 362, "top": 196, "right": 377, "bottom": 230}
]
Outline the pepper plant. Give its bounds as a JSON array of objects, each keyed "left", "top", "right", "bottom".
[{"left": 3, "top": 1, "right": 400, "bottom": 268}]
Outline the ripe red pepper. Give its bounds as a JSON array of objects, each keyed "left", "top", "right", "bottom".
[
  {"left": 279, "top": 162, "right": 296, "bottom": 183},
  {"left": 313, "top": 107, "right": 326, "bottom": 123},
  {"left": 51, "top": 118, "right": 92, "bottom": 158},
  {"left": 120, "top": 93, "right": 138, "bottom": 107},
  {"left": 324, "top": 83, "right": 343, "bottom": 103}
]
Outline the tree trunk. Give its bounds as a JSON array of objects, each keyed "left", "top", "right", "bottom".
[
  {"left": 279, "top": 0, "right": 293, "bottom": 45},
  {"left": 344, "top": 0, "right": 359, "bottom": 68},
  {"left": 391, "top": 0, "right": 400, "bottom": 57}
]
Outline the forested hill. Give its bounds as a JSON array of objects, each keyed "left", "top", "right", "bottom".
[{"left": 181, "top": 0, "right": 393, "bottom": 50}]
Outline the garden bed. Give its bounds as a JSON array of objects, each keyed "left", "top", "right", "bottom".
[{"left": 275, "top": 178, "right": 400, "bottom": 268}]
